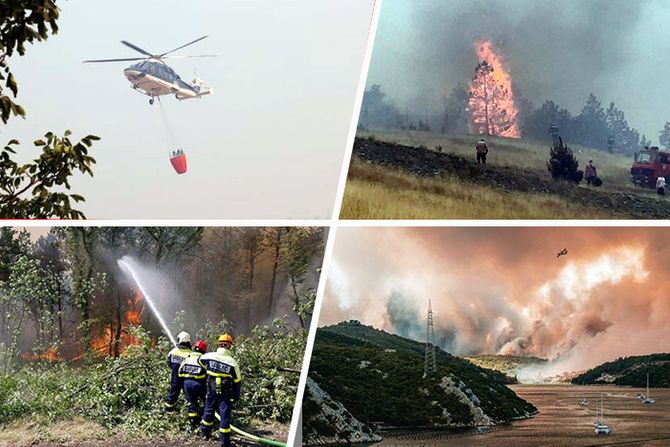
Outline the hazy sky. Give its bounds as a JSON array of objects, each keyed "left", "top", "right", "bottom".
[
  {"left": 321, "top": 227, "right": 670, "bottom": 375},
  {"left": 367, "top": 0, "right": 670, "bottom": 141},
  {"left": 4, "top": 0, "right": 373, "bottom": 218}
]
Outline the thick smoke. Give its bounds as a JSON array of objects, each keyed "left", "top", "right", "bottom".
[
  {"left": 368, "top": 0, "right": 670, "bottom": 138},
  {"left": 385, "top": 290, "right": 423, "bottom": 342},
  {"left": 321, "top": 228, "right": 670, "bottom": 375}
]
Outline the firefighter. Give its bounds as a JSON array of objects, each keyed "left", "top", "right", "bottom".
[
  {"left": 179, "top": 340, "right": 208, "bottom": 429},
  {"left": 164, "top": 331, "right": 192, "bottom": 412},
  {"left": 657, "top": 176, "right": 666, "bottom": 195},
  {"left": 199, "top": 334, "right": 242, "bottom": 447},
  {"left": 607, "top": 135, "right": 615, "bottom": 153},
  {"left": 475, "top": 138, "right": 488, "bottom": 164},
  {"left": 584, "top": 160, "right": 597, "bottom": 186},
  {"left": 549, "top": 122, "right": 560, "bottom": 146}
]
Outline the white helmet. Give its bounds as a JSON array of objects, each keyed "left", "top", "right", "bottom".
[{"left": 177, "top": 331, "right": 191, "bottom": 344}]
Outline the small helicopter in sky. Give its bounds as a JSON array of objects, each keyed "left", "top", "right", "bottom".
[{"left": 84, "top": 36, "right": 215, "bottom": 104}]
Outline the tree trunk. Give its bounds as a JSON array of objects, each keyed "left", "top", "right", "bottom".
[
  {"left": 113, "top": 291, "right": 122, "bottom": 358},
  {"left": 267, "top": 228, "right": 283, "bottom": 319},
  {"left": 290, "top": 274, "right": 305, "bottom": 329},
  {"left": 484, "top": 76, "right": 490, "bottom": 136},
  {"left": 248, "top": 249, "right": 255, "bottom": 292}
]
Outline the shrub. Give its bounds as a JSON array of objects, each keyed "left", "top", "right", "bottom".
[
  {"left": 547, "top": 138, "right": 583, "bottom": 183},
  {"left": 0, "top": 320, "right": 304, "bottom": 437}
]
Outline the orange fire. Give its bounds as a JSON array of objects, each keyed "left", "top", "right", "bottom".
[
  {"left": 91, "top": 290, "right": 145, "bottom": 356},
  {"left": 467, "top": 39, "right": 520, "bottom": 138},
  {"left": 22, "top": 347, "right": 59, "bottom": 362}
]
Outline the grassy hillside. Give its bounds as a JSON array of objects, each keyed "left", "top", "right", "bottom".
[
  {"left": 358, "top": 130, "right": 635, "bottom": 189},
  {"left": 343, "top": 160, "right": 613, "bottom": 219},
  {"left": 571, "top": 353, "right": 670, "bottom": 387},
  {"left": 343, "top": 130, "right": 669, "bottom": 219},
  {"left": 307, "top": 321, "right": 537, "bottom": 429}
]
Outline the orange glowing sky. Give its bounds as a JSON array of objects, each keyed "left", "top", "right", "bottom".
[{"left": 320, "top": 228, "right": 670, "bottom": 373}]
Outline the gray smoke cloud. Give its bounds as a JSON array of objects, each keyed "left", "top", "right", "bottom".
[
  {"left": 320, "top": 227, "right": 670, "bottom": 376},
  {"left": 368, "top": 0, "right": 669, "bottom": 139}
]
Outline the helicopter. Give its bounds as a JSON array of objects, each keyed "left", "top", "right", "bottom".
[{"left": 84, "top": 36, "right": 215, "bottom": 105}]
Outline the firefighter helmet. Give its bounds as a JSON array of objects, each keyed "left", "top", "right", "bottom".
[
  {"left": 217, "top": 334, "right": 234, "bottom": 346},
  {"left": 177, "top": 331, "right": 191, "bottom": 344},
  {"left": 193, "top": 340, "right": 208, "bottom": 353}
]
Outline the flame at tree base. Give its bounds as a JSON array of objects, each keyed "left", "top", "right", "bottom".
[
  {"left": 21, "top": 347, "right": 59, "bottom": 362},
  {"left": 91, "top": 290, "right": 145, "bottom": 357}
]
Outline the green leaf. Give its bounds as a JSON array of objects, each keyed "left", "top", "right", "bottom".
[{"left": 6, "top": 72, "right": 18, "bottom": 97}]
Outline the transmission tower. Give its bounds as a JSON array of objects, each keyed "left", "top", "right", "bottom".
[{"left": 424, "top": 299, "right": 436, "bottom": 377}]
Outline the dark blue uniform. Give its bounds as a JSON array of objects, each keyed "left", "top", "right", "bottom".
[
  {"left": 164, "top": 344, "right": 192, "bottom": 411},
  {"left": 199, "top": 348, "right": 242, "bottom": 447},
  {"left": 178, "top": 351, "right": 207, "bottom": 428}
]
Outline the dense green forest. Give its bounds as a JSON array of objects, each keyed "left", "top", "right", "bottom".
[
  {"left": 0, "top": 226, "right": 323, "bottom": 444},
  {"left": 306, "top": 321, "right": 536, "bottom": 430},
  {"left": 572, "top": 353, "right": 670, "bottom": 388}
]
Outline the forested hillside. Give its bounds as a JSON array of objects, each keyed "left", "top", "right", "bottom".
[
  {"left": 572, "top": 354, "right": 670, "bottom": 387},
  {"left": 306, "top": 321, "right": 536, "bottom": 432}
]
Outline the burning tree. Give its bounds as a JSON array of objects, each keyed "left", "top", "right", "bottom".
[{"left": 467, "top": 40, "right": 520, "bottom": 138}]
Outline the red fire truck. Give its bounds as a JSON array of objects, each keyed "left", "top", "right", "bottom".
[{"left": 630, "top": 146, "right": 670, "bottom": 188}]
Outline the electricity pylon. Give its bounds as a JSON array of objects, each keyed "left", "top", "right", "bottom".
[{"left": 424, "top": 299, "right": 436, "bottom": 377}]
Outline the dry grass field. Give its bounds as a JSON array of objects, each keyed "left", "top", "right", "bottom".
[
  {"left": 342, "top": 160, "right": 613, "bottom": 219},
  {"left": 343, "top": 130, "right": 664, "bottom": 219}
]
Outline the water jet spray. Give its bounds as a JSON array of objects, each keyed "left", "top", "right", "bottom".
[{"left": 117, "top": 256, "right": 177, "bottom": 347}]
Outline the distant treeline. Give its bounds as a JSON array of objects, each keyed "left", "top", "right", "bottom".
[
  {"left": 571, "top": 353, "right": 670, "bottom": 387},
  {"left": 359, "top": 84, "right": 670, "bottom": 156}
]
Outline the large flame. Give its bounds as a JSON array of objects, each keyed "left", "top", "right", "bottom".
[
  {"left": 91, "top": 290, "right": 144, "bottom": 356},
  {"left": 467, "top": 39, "right": 520, "bottom": 138}
]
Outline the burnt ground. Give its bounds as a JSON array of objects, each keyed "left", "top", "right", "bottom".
[
  {"left": 18, "top": 442, "right": 256, "bottom": 447},
  {"left": 351, "top": 138, "right": 670, "bottom": 219},
  {"left": 1, "top": 439, "right": 266, "bottom": 447},
  {"left": 0, "top": 421, "right": 287, "bottom": 447}
]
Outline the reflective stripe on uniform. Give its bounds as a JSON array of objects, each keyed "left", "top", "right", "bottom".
[
  {"left": 234, "top": 377, "right": 241, "bottom": 383},
  {"left": 179, "top": 373, "right": 206, "bottom": 379},
  {"left": 201, "top": 419, "right": 214, "bottom": 427},
  {"left": 188, "top": 412, "right": 199, "bottom": 417},
  {"left": 206, "top": 371, "right": 233, "bottom": 378},
  {"left": 220, "top": 428, "right": 231, "bottom": 433},
  {"left": 164, "top": 402, "right": 174, "bottom": 408}
]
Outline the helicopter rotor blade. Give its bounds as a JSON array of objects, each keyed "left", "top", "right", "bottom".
[
  {"left": 159, "top": 35, "right": 209, "bottom": 57},
  {"left": 120, "top": 40, "right": 154, "bottom": 57},
  {"left": 83, "top": 57, "right": 147, "bottom": 63},
  {"left": 162, "top": 54, "right": 217, "bottom": 59}
]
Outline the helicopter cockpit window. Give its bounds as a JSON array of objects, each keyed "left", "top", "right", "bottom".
[
  {"left": 659, "top": 154, "right": 669, "bottom": 164},
  {"left": 146, "top": 64, "right": 175, "bottom": 82}
]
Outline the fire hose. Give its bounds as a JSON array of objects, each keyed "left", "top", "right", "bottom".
[{"left": 215, "top": 413, "right": 287, "bottom": 447}]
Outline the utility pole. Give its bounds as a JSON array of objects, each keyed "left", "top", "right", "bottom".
[{"left": 424, "top": 299, "right": 436, "bottom": 377}]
